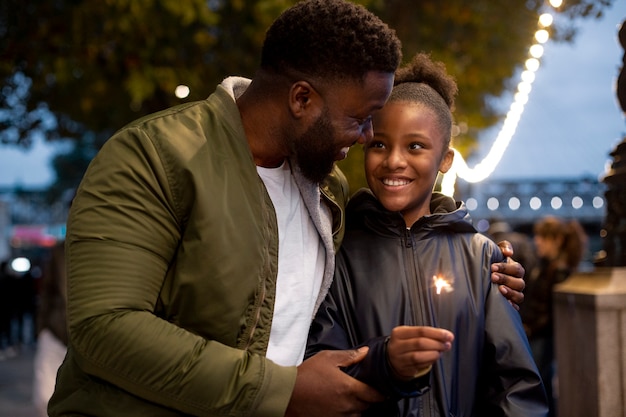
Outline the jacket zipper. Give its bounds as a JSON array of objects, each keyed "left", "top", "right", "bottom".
[
  {"left": 321, "top": 187, "right": 343, "bottom": 241},
  {"left": 244, "top": 277, "right": 267, "bottom": 352},
  {"left": 403, "top": 228, "right": 425, "bottom": 324},
  {"left": 403, "top": 229, "right": 429, "bottom": 415},
  {"left": 404, "top": 227, "right": 451, "bottom": 416},
  {"left": 244, "top": 181, "right": 274, "bottom": 352}
]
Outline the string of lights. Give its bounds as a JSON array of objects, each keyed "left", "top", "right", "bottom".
[{"left": 441, "top": 0, "right": 565, "bottom": 197}]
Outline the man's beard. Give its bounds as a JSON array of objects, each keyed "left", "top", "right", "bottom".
[{"left": 293, "top": 110, "right": 338, "bottom": 184}]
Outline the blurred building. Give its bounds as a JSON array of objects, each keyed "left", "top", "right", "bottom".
[
  {"left": 0, "top": 186, "right": 70, "bottom": 263},
  {"left": 456, "top": 175, "right": 606, "bottom": 264}
]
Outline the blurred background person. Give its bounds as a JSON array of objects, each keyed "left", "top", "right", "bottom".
[
  {"left": 11, "top": 256, "right": 37, "bottom": 351},
  {"left": 487, "top": 218, "right": 538, "bottom": 275},
  {"left": 0, "top": 260, "right": 16, "bottom": 360},
  {"left": 32, "top": 242, "right": 67, "bottom": 416},
  {"left": 520, "top": 215, "right": 588, "bottom": 417},
  {"left": 0, "top": 257, "right": 35, "bottom": 359}
]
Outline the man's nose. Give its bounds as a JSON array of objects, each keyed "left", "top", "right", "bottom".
[{"left": 357, "top": 120, "right": 374, "bottom": 144}]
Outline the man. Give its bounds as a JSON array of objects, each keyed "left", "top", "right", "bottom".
[{"left": 49, "top": 1, "right": 525, "bottom": 416}]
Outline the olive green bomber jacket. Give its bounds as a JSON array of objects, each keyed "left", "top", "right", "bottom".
[{"left": 49, "top": 78, "right": 349, "bottom": 417}]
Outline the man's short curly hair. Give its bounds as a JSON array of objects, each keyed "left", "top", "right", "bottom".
[{"left": 261, "top": 0, "right": 401, "bottom": 82}]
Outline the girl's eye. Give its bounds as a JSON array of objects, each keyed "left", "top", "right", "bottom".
[
  {"left": 409, "top": 143, "right": 423, "bottom": 150},
  {"left": 367, "top": 140, "right": 385, "bottom": 149}
]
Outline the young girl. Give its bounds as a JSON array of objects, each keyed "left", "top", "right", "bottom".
[{"left": 307, "top": 53, "right": 548, "bottom": 416}]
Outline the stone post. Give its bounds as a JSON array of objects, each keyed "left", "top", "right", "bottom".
[
  {"left": 553, "top": 19, "right": 626, "bottom": 417},
  {"left": 554, "top": 268, "right": 626, "bottom": 417}
]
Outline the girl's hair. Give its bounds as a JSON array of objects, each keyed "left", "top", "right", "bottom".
[
  {"left": 389, "top": 53, "right": 458, "bottom": 149},
  {"left": 393, "top": 53, "right": 457, "bottom": 110},
  {"left": 533, "top": 216, "right": 588, "bottom": 270}
]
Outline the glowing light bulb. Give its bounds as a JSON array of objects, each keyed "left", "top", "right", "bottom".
[
  {"left": 530, "top": 44, "right": 544, "bottom": 58},
  {"left": 535, "top": 29, "right": 550, "bottom": 44},
  {"left": 521, "top": 70, "right": 536, "bottom": 83},
  {"left": 549, "top": 0, "right": 563, "bottom": 8},
  {"left": 175, "top": 85, "right": 190, "bottom": 99},
  {"left": 525, "top": 58, "right": 540, "bottom": 72},
  {"left": 539, "top": 13, "right": 554, "bottom": 27}
]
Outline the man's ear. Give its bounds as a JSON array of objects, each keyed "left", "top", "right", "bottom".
[
  {"left": 288, "top": 80, "right": 321, "bottom": 119},
  {"left": 438, "top": 148, "right": 455, "bottom": 174}
]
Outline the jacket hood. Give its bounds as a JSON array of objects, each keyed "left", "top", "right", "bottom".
[{"left": 346, "top": 188, "right": 477, "bottom": 237}]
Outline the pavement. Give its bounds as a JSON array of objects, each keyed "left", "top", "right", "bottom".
[{"left": 0, "top": 346, "right": 39, "bottom": 417}]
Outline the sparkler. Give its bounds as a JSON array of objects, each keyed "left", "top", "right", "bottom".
[
  {"left": 427, "top": 271, "right": 453, "bottom": 415},
  {"left": 432, "top": 274, "right": 454, "bottom": 295}
]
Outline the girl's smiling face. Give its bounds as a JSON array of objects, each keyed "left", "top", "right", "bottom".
[{"left": 365, "top": 101, "right": 453, "bottom": 226}]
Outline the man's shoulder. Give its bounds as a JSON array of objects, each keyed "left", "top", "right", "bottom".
[
  {"left": 106, "top": 86, "right": 243, "bottom": 156},
  {"left": 117, "top": 79, "right": 243, "bottom": 136}
]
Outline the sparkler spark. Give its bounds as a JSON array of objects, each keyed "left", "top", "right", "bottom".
[{"left": 433, "top": 275, "right": 453, "bottom": 295}]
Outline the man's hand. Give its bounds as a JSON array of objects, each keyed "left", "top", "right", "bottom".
[
  {"left": 492, "top": 240, "right": 526, "bottom": 310},
  {"left": 387, "top": 326, "right": 454, "bottom": 381},
  {"left": 285, "top": 348, "right": 385, "bottom": 417}
]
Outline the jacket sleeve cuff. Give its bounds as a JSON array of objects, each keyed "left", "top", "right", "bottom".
[
  {"left": 344, "top": 336, "right": 430, "bottom": 399},
  {"left": 251, "top": 361, "right": 297, "bottom": 417}
]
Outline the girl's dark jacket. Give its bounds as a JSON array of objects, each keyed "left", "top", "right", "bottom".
[{"left": 306, "top": 190, "right": 548, "bottom": 417}]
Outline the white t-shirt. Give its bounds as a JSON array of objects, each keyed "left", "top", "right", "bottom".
[{"left": 257, "top": 161, "right": 325, "bottom": 366}]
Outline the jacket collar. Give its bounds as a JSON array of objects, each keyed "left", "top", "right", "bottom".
[{"left": 347, "top": 189, "right": 476, "bottom": 236}]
